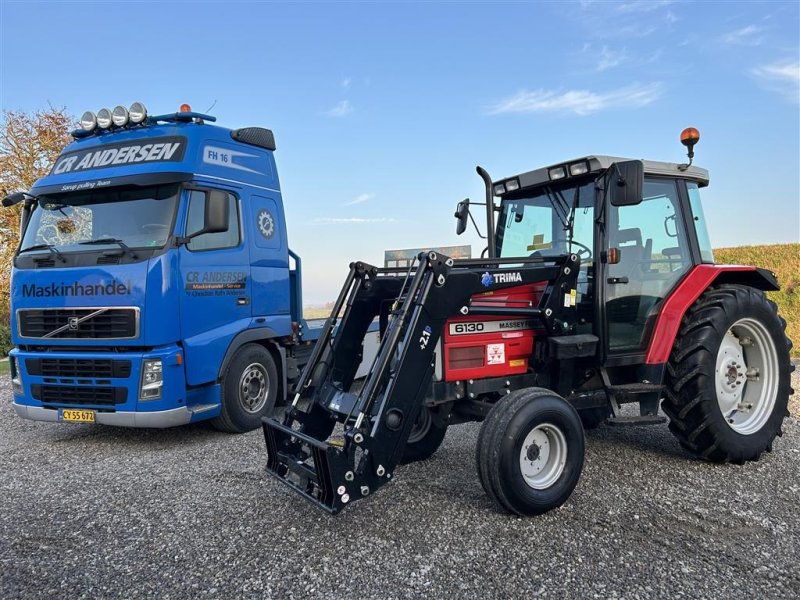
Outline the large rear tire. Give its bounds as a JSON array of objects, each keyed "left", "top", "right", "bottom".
[
  {"left": 662, "top": 285, "right": 793, "bottom": 463},
  {"left": 578, "top": 406, "right": 611, "bottom": 430},
  {"left": 476, "top": 388, "right": 585, "bottom": 516},
  {"left": 212, "top": 344, "right": 279, "bottom": 433}
]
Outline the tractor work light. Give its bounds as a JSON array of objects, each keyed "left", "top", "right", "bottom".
[
  {"left": 96, "top": 108, "right": 113, "bottom": 129},
  {"left": 180, "top": 103, "right": 192, "bottom": 113},
  {"left": 112, "top": 105, "right": 129, "bottom": 127},
  {"left": 79, "top": 111, "right": 97, "bottom": 132},
  {"left": 548, "top": 166, "right": 567, "bottom": 181},
  {"left": 569, "top": 162, "right": 589, "bottom": 176},
  {"left": 505, "top": 179, "right": 520, "bottom": 192},
  {"left": 493, "top": 183, "right": 506, "bottom": 195},
  {"left": 129, "top": 101, "right": 147, "bottom": 124},
  {"left": 140, "top": 359, "right": 163, "bottom": 400}
]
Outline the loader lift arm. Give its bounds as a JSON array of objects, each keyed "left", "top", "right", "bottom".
[{"left": 263, "top": 251, "right": 580, "bottom": 513}]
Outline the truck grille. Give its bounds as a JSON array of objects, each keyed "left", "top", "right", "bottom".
[
  {"left": 25, "top": 358, "right": 132, "bottom": 379},
  {"left": 31, "top": 384, "right": 127, "bottom": 406},
  {"left": 17, "top": 307, "right": 139, "bottom": 339}
]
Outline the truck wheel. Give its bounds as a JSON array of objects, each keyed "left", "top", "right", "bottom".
[
  {"left": 662, "top": 285, "right": 793, "bottom": 463},
  {"left": 578, "top": 406, "right": 611, "bottom": 430},
  {"left": 212, "top": 344, "right": 279, "bottom": 433},
  {"left": 476, "top": 388, "right": 585, "bottom": 516},
  {"left": 399, "top": 406, "right": 447, "bottom": 464}
]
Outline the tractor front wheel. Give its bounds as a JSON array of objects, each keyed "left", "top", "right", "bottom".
[
  {"left": 476, "top": 388, "right": 585, "bottom": 515},
  {"left": 663, "top": 285, "right": 793, "bottom": 463}
]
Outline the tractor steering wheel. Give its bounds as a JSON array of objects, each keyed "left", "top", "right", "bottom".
[{"left": 568, "top": 241, "right": 592, "bottom": 261}]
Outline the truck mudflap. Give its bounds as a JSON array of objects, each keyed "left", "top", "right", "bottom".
[{"left": 262, "top": 251, "right": 580, "bottom": 513}]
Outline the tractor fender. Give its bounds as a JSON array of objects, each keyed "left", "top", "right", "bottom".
[
  {"left": 217, "top": 327, "right": 287, "bottom": 396},
  {"left": 645, "top": 265, "right": 779, "bottom": 365}
]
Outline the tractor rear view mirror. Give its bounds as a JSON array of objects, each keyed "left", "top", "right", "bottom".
[
  {"left": 455, "top": 198, "right": 470, "bottom": 235},
  {"left": 608, "top": 160, "right": 644, "bottom": 206}
]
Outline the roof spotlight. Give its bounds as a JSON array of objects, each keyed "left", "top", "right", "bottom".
[
  {"left": 129, "top": 101, "right": 147, "bottom": 124},
  {"left": 96, "top": 108, "right": 113, "bottom": 129},
  {"left": 112, "top": 105, "right": 129, "bottom": 127},
  {"left": 80, "top": 111, "right": 97, "bottom": 132}
]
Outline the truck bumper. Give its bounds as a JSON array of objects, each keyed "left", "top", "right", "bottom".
[{"left": 12, "top": 402, "right": 196, "bottom": 428}]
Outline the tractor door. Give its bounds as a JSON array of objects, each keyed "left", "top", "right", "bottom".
[{"left": 604, "top": 178, "right": 693, "bottom": 353}]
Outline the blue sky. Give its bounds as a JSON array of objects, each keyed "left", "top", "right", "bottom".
[{"left": 2, "top": 0, "right": 798, "bottom": 303}]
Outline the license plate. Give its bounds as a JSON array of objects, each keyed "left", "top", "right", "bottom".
[{"left": 60, "top": 409, "right": 96, "bottom": 423}]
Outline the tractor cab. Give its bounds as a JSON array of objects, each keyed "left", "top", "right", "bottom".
[{"left": 488, "top": 153, "right": 712, "bottom": 358}]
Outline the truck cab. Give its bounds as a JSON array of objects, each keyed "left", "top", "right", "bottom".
[{"left": 5, "top": 103, "right": 318, "bottom": 431}]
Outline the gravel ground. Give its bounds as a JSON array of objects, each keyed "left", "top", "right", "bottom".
[{"left": 1, "top": 373, "right": 799, "bottom": 600}]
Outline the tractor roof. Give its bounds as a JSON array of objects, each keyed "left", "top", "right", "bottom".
[{"left": 495, "top": 155, "right": 709, "bottom": 196}]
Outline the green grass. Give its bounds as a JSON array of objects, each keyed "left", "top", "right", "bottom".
[
  {"left": 714, "top": 243, "right": 799, "bottom": 357},
  {"left": 0, "top": 360, "right": 9, "bottom": 375}
]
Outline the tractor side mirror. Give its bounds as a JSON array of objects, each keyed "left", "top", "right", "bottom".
[
  {"left": 608, "top": 160, "right": 643, "bottom": 207},
  {"left": 455, "top": 198, "right": 470, "bottom": 235}
]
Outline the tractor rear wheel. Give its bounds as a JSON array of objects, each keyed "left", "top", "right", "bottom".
[
  {"left": 578, "top": 406, "right": 611, "bottom": 429},
  {"left": 662, "top": 285, "right": 793, "bottom": 463},
  {"left": 400, "top": 406, "right": 447, "bottom": 464},
  {"left": 476, "top": 388, "right": 584, "bottom": 515}
]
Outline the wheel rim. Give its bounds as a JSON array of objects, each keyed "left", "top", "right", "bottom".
[
  {"left": 407, "top": 407, "right": 432, "bottom": 444},
  {"left": 519, "top": 423, "right": 568, "bottom": 490},
  {"left": 238, "top": 362, "right": 269, "bottom": 414},
  {"left": 715, "top": 317, "right": 779, "bottom": 435}
]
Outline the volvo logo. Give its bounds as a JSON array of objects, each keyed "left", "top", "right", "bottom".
[{"left": 68, "top": 317, "right": 79, "bottom": 330}]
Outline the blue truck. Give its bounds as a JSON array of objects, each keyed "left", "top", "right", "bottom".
[{"left": 3, "top": 102, "right": 333, "bottom": 432}]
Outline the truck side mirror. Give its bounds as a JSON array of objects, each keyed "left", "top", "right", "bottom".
[
  {"left": 178, "top": 190, "right": 230, "bottom": 245},
  {"left": 455, "top": 199, "right": 470, "bottom": 235},
  {"left": 203, "top": 190, "right": 229, "bottom": 234},
  {"left": 608, "top": 160, "right": 643, "bottom": 206},
  {"left": 2, "top": 192, "right": 26, "bottom": 208}
]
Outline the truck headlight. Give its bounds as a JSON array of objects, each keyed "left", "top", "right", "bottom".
[
  {"left": 10, "top": 357, "right": 22, "bottom": 396},
  {"left": 140, "top": 359, "right": 163, "bottom": 400}
]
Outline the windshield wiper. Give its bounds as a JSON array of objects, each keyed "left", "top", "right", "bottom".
[
  {"left": 79, "top": 238, "right": 138, "bottom": 259},
  {"left": 18, "top": 243, "right": 66, "bottom": 263}
]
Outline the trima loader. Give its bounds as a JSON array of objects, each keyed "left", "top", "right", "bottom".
[{"left": 263, "top": 128, "right": 793, "bottom": 515}]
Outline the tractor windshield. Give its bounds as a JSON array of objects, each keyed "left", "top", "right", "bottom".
[
  {"left": 19, "top": 184, "right": 179, "bottom": 253},
  {"left": 496, "top": 180, "right": 595, "bottom": 260}
]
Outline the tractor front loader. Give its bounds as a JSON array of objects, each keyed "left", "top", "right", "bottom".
[{"left": 263, "top": 251, "right": 590, "bottom": 515}]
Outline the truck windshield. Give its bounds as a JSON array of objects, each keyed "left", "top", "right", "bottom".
[
  {"left": 496, "top": 180, "right": 595, "bottom": 259},
  {"left": 19, "top": 184, "right": 179, "bottom": 252}
]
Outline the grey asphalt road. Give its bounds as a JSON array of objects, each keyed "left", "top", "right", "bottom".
[{"left": 1, "top": 375, "right": 798, "bottom": 600}]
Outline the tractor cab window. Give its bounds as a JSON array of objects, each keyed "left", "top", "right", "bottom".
[
  {"left": 606, "top": 178, "right": 692, "bottom": 351},
  {"left": 496, "top": 180, "right": 595, "bottom": 262},
  {"left": 687, "top": 182, "right": 715, "bottom": 263}
]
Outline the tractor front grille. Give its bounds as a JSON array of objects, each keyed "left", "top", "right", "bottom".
[{"left": 17, "top": 307, "right": 139, "bottom": 340}]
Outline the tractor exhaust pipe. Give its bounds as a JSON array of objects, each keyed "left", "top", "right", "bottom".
[{"left": 476, "top": 166, "right": 496, "bottom": 258}]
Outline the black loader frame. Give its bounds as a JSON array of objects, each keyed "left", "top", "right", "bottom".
[{"left": 263, "top": 251, "right": 584, "bottom": 513}]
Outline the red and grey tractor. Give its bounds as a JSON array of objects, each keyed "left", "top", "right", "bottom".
[{"left": 262, "top": 129, "right": 794, "bottom": 515}]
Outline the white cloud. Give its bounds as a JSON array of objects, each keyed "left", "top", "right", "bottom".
[
  {"left": 488, "top": 82, "right": 662, "bottom": 116},
  {"left": 313, "top": 217, "right": 396, "bottom": 224},
  {"left": 323, "top": 100, "right": 354, "bottom": 117},
  {"left": 615, "top": 0, "right": 673, "bottom": 13},
  {"left": 341, "top": 77, "right": 352, "bottom": 89},
  {"left": 596, "top": 46, "right": 628, "bottom": 71},
  {"left": 752, "top": 60, "right": 800, "bottom": 102},
  {"left": 722, "top": 25, "right": 764, "bottom": 46},
  {"left": 344, "top": 193, "right": 374, "bottom": 206}
]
